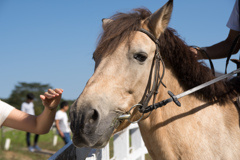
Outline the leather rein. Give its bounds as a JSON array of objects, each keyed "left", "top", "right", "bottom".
[{"left": 118, "top": 28, "right": 240, "bottom": 123}]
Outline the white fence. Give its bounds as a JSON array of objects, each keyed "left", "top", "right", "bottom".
[{"left": 49, "top": 123, "right": 148, "bottom": 160}]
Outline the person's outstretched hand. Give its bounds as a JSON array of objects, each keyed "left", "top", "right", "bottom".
[{"left": 40, "top": 88, "right": 64, "bottom": 110}]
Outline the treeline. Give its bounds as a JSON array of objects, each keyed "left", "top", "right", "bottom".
[{"left": 1, "top": 82, "right": 74, "bottom": 115}]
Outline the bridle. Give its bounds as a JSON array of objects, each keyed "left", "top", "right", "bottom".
[
  {"left": 118, "top": 28, "right": 240, "bottom": 123},
  {"left": 121, "top": 28, "right": 167, "bottom": 123},
  {"left": 137, "top": 28, "right": 166, "bottom": 113}
]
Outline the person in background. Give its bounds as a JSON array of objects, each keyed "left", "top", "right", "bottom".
[
  {"left": 55, "top": 101, "right": 71, "bottom": 145},
  {"left": 21, "top": 93, "right": 40, "bottom": 152},
  {"left": 192, "top": 0, "right": 240, "bottom": 59},
  {"left": 0, "top": 88, "right": 63, "bottom": 151}
]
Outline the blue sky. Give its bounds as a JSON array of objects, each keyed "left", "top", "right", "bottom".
[{"left": 0, "top": 0, "right": 237, "bottom": 100}]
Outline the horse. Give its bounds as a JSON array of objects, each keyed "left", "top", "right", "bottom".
[{"left": 69, "top": 1, "right": 240, "bottom": 159}]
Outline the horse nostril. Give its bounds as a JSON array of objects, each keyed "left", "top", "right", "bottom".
[
  {"left": 80, "top": 109, "right": 99, "bottom": 134},
  {"left": 87, "top": 109, "right": 99, "bottom": 124},
  {"left": 83, "top": 109, "right": 99, "bottom": 129},
  {"left": 74, "top": 108, "right": 100, "bottom": 135},
  {"left": 92, "top": 109, "right": 98, "bottom": 121}
]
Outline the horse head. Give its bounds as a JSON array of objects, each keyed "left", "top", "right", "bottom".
[{"left": 69, "top": 0, "right": 173, "bottom": 148}]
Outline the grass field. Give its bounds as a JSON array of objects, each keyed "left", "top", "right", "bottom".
[
  {"left": 0, "top": 127, "right": 152, "bottom": 160},
  {"left": 0, "top": 127, "right": 65, "bottom": 160}
]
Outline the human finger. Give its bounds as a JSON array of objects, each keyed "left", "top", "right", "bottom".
[
  {"left": 39, "top": 95, "right": 46, "bottom": 100},
  {"left": 44, "top": 92, "right": 56, "bottom": 99},
  {"left": 54, "top": 88, "right": 63, "bottom": 94},
  {"left": 47, "top": 88, "right": 59, "bottom": 96},
  {"left": 190, "top": 47, "right": 198, "bottom": 55}
]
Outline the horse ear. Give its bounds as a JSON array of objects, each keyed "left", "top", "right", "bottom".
[
  {"left": 102, "top": 18, "right": 113, "bottom": 30},
  {"left": 147, "top": 0, "right": 173, "bottom": 38}
]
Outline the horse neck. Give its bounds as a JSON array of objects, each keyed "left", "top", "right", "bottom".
[
  {"left": 139, "top": 66, "right": 204, "bottom": 129},
  {"left": 138, "top": 66, "right": 240, "bottom": 159},
  {"left": 138, "top": 67, "right": 207, "bottom": 158}
]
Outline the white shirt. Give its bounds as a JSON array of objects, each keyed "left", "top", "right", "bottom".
[
  {"left": 227, "top": 0, "right": 240, "bottom": 31},
  {"left": 21, "top": 102, "right": 35, "bottom": 115},
  {"left": 0, "top": 100, "right": 14, "bottom": 126},
  {"left": 55, "top": 110, "right": 70, "bottom": 133}
]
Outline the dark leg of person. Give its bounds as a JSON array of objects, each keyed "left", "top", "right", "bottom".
[
  {"left": 34, "top": 134, "right": 41, "bottom": 151},
  {"left": 26, "top": 132, "right": 31, "bottom": 147},
  {"left": 34, "top": 134, "right": 39, "bottom": 146},
  {"left": 26, "top": 132, "right": 34, "bottom": 152}
]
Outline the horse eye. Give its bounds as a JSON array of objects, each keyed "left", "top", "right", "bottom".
[{"left": 133, "top": 53, "right": 147, "bottom": 62}]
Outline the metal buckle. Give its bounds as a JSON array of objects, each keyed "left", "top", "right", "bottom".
[
  {"left": 118, "top": 104, "right": 145, "bottom": 123},
  {"left": 127, "top": 104, "right": 145, "bottom": 123}
]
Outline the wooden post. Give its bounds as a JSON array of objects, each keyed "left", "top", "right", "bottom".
[
  {"left": 53, "top": 135, "right": 58, "bottom": 146},
  {"left": 4, "top": 138, "right": 11, "bottom": 150}
]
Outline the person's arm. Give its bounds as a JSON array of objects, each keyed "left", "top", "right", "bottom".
[
  {"left": 192, "top": 29, "right": 240, "bottom": 59},
  {"left": 191, "top": 29, "right": 240, "bottom": 59},
  {"left": 2, "top": 88, "right": 63, "bottom": 134},
  {"left": 202, "top": 29, "right": 240, "bottom": 59},
  {"left": 55, "top": 119, "right": 64, "bottom": 137}
]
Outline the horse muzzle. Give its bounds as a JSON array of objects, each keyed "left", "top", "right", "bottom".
[{"left": 69, "top": 102, "right": 120, "bottom": 148}]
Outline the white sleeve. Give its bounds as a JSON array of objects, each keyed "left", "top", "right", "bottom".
[
  {"left": 0, "top": 100, "right": 14, "bottom": 126},
  {"left": 21, "top": 103, "right": 25, "bottom": 112},
  {"left": 226, "top": 0, "right": 240, "bottom": 31},
  {"left": 55, "top": 111, "right": 62, "bottom": 120}
]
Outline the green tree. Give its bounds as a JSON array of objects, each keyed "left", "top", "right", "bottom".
[{"left": 7, "top": 82, "right": 53, "bottom": 115}]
